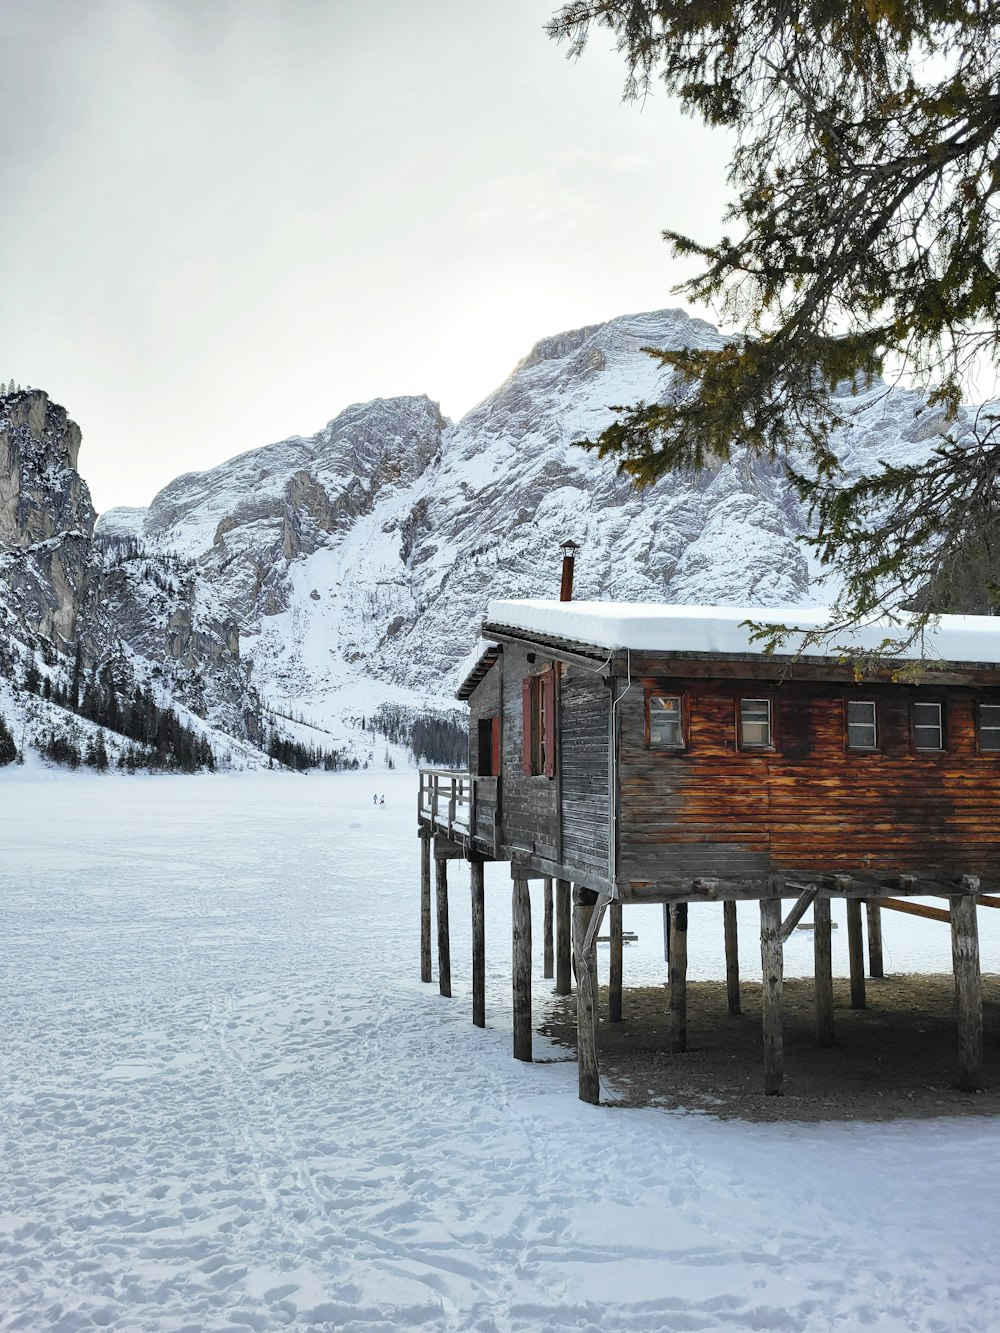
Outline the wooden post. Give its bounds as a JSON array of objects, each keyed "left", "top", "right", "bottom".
[
  {"left": 435, "top": 856, "right": 451, "bottom": 998},
  {"left": 668, "top": 903, "right": 688, "bottom": 1054},
  {"left": 760, "top": 897, "right": 784, "bottom": 1095},
  {"left": 814, "top": 894, "right": 834, "bottom": 1048},
  {"left": 723, "top": 900, "right": 740, "bottom": 1016},
  {"left": 574, "top": 886, "right": 600, "bottom": 1104},
  {"left": 543, "top": 877, "right": 554, "bottom": 980},
  {"left": 846, "top": 898, "right": 866, "bottom": 1009},
  {"left": 555, "top": 879, "right": 572, "bottom": 995},
  {"left": 609, "top": 900, "right": 623, "bottom": 1023},
  {"left": 420, "top": 833, "right": 432, "bottom": 983},
  {"left": 950, "top": 890, "right": 983, "bottom": 1092},
  {"left": 512, "top": 877, "right": 532, "bottom": 1061},
  {"left": 662, "top": 902, "right": 671, "bottom": 964},
  {"left": 470, "top": 858, "right": 485, "bottom": 1029},
  {"left": 866, "top": 900, "right": 885, "bottom": 978}
]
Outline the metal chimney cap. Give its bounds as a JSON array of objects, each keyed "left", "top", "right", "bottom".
[{"left": 559, "top": 539, "right": 580, "bottom": 556}]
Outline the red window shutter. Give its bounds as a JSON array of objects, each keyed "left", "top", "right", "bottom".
[
  {"left": 491, "top": 716, "right": 501, "bottom": 776},
  {"left": 522, "top": 677, "right": 533, "bottom": 774},
  {"left": 543, "top": 668, "right": 556, "bottom": 778}
]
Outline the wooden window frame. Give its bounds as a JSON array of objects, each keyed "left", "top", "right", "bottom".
[
  {"left": 911, "top": 699, "right": 945, "bottom": 753},
  {"left": 644, "top": 690, "right": 687, "bottom": 750},
  {"left": 521, "top": 668, "right": 556, "bottom": 779},
  {"left": 738, "top": 697, "right": 774, "bottom": 751},
  {"left": 845, "top": 699, "right": 878, "bottom": 752},
  {"left": 976, "top": 701, "right": 1000, "bottom": 754},
  {"left": 477, "top": 715, "right": 500, "bottom": 776}
]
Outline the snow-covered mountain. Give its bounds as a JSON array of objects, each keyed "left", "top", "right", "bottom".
[{"left": 98, "top": 307, "right": 960, "bottom": 733}]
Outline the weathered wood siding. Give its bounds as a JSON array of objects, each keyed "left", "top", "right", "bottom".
[
  {"left": 466, "top": 664, "right": 501, "bottom": 776},
  {"left": 618, "top": 675, "right": 1000, "bottom": 886},
  {"left": 559, "top": 665, "right": 610, "bottom": 878},
  {"left": 499, "top": 643, "right": 559, "bottom": 862}
]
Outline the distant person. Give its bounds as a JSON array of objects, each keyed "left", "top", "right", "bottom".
[
  {"left": 380, "top": 794, "right": 385, "bottom": 805},
  {"left": 373, "top": 793, "right": 378, "bottom": 805}
]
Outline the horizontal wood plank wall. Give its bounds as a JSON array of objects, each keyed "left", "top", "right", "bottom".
[
  {"left": 618, "top": 675, "right": 1000, "bottom": 885},
  {"left": 559, "top": 665, "right": 610, "bottom": 879},
  {"left": 501, "top": 644, "right": 559, "bottom": 863},
  {"left": 466, "top": 666, "right": 501, "bottom": 776}
]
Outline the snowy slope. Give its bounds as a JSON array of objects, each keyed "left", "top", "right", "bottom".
[{"left": 97, "top": 309, "right": 968, "bottom": 728}]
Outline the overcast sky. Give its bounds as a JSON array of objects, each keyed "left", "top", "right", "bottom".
[{"left": 0, "top": 0, "right": 731, "bottom": 513}]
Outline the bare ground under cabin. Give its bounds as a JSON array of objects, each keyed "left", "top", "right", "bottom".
[{"left": 540, "top": 974, "right": 1000, "bottom": 1122}]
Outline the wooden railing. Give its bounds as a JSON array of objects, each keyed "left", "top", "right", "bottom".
[
  {"left": 418, "top": 769, "right": 501, "bottom": 855},
  {"left": 418, "top": 769, "right": 472, "bottom": 837}
]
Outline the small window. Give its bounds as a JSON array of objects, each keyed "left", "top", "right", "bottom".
[
  {"left": 477, "top": 716, "right": 500, "bottom": 775},
  {"left": 648, "top": 694, "right": 684, "bottom": 748},
  {"left": 847, "top": 700, "right": 877, "bottom": 750},
  {"left": 740, "top": 698, "right": 772, "bottom": 749},
  {"left": 979, "top": 703, "right": 1000, "bottom": 752},
  {"left": 521, "top": 670, "right": 555, "bottom": 778},
  {"left": 913, "top": 701, "right": 943, "bottom": 751}
]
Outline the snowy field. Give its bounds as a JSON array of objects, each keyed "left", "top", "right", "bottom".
[{"left": 2, "top": 769, "right": 999, "bottom": 1332}]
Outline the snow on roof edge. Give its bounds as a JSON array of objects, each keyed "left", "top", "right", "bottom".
[{"left": 483, "top": 599, "right": 1000, "bottom": 666}]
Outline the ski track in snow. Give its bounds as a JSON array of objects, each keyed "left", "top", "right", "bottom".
[{"left": 1, "top": 771, "right": 998, "bottom": 1332}]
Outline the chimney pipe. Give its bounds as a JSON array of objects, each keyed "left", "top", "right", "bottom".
[{"left": 559, "top": 539, "right": 579, "bottom": 602}]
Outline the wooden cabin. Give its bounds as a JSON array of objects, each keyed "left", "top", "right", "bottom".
[{"left": 418, "top": 599, "right": 1000, "bottom": 1102}]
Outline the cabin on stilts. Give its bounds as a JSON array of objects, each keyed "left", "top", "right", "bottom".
[{"left": 418, "top": 584, "right": 1000, "bottom": 1103}]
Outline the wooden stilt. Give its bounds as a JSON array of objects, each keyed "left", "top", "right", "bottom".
[
  {"left": 470, "top": 858, "right": 485, "bottom": 1029},
  {"left": 866, "top": 900, "right": 885, "bottom": 977},
  {"left": 846, "top": 898, "right": 866, "bottom": 1009},
  {"left": 609, "top": 900, "right": 623, "bottom": 1023},
  {"left": 543, "top": 877, "right": 554, "bottom": 980},
  {"left": 813, "top": 894, "right": 834, "bottom": 1048},
  {"left": 662, "top": 902, "right": 671, "bottom": 964},
  {"left": 574, "top": 886, "right": 600, "bottom": 1104},
  {"left": 760, "top": 897, "right": 784, "bottom": 1095},
  {"left": 668, "top": 903, "right": 688, "bottom": 1054},
  {"left": 435, "top": 856, "right": 451, "bottom": 998},
  {"left": 420, "top": 833, "right": 432, "bottom": 984},
  {"left": 723, "top": 900, "right": 740, "bottom": 1016},
  {"left": 555, "top": 879, "right": 572, "bottom": 995},
  {"left": 512, "top": 877, "right": 532, "bottom": 1061},
  {"left": 950, "top": 890, "right": 983, "bottom": 1092}
]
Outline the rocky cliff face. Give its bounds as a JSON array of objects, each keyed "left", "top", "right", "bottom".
[
  {"left": 0, "top": 390, "right": 261, "bottom": 747},
  {"left": 97, "top": 307, "right": 963, "bottom": 736}
]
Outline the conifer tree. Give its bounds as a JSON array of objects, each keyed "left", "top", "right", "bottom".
[
  {"left": 549, "top": 2, "right": 1000, "bottom": 646},
  {"left": 0, "top": 713, "right": 17, "bottom": 766}
]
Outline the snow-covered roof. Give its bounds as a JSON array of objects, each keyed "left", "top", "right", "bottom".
[
  {"left": 455, "top": 637, "right": 501, "bottom": 699},
  {"left": 483, "top": 599, "right": 1000, "bottom": 666}
]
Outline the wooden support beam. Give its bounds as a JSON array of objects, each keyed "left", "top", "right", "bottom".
[
  {"left": 976, "top": 894, "right": 1000, "bottom": 910},
  {"left": 420, "top": 833, "right": 432, "bottom": 984},
  {"left": 555, "top": 878, "right": 572, "bottom": 995},
  {"left": 760, "top": 897, "right": 784, "bottom": 1095},
  {"left": 512, "top": 877, "right": 532, "bottom": 1061},
  {"left": 951, "top": 886, "right": 983, "bottom": 1092},
  {"left": 846, "top": 898, "right": 866, "bottom": 1010},
  {"left": 470, "top": 859, "right": 485, "bottom": 1029},
  {"left": 668, "top": 903, "right": 688, "bottom": 1054},
  {"left": 724, "top": 900, "right": 740, "bottom": 1016},
  {"left": 814, "top": 895, "right": 834, "bottom": 1048},
  {"left": 780, "top": 886, "right": 818, "bottom": 943},
  {"left": 866, "top": 900, "right": 885, "bottom": 977},
  {"left": 435, "top": 857, "right": 451, "bottom": 998},
  {"left": 574, "top": 887, "right": 600, "bottom": 1104},
  {"left": 880, "top": 897, "right": 951, "bottom": 924},
  {"left": 609, "top": 901, "right": 623, "bottom": 1023},
  {"left": 543, "top": 877, "right": 554, "bottom": 980}
]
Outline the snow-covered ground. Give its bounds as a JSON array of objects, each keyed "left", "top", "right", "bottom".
[{"left": 2, "top": 769, "right": 999, "bottom": 1331}]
